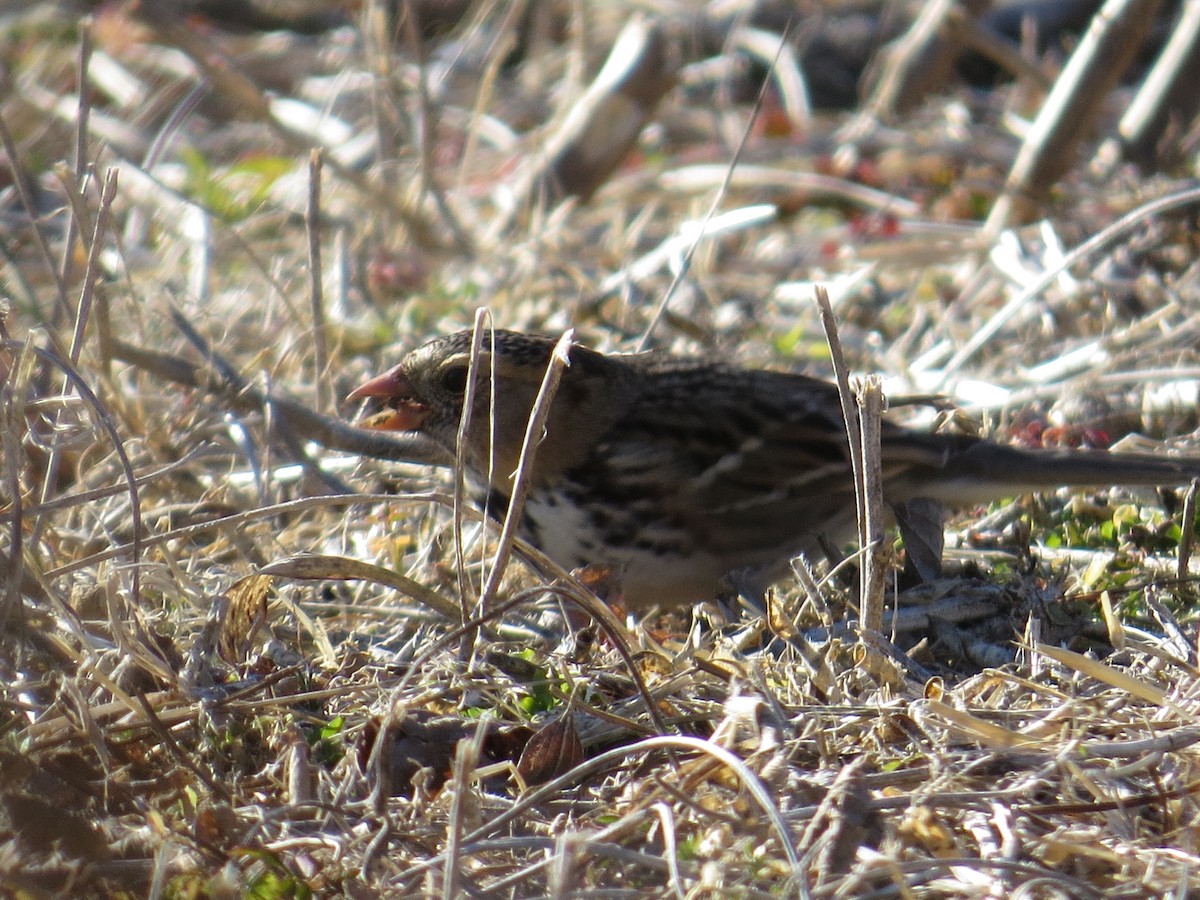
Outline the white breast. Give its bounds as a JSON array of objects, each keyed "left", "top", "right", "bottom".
[{"left": 521, "top": 489, "right": 734, "bottom": 610}]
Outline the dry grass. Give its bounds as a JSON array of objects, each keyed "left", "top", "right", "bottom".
[{"left": 4, "top": 2, "right": 1200, "bottom": 896}]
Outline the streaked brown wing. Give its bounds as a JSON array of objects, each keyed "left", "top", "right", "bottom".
[{"left": 587, "top": 365, "right": 961, "bottom": 558}]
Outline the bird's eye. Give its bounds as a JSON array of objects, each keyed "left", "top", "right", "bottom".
[{"left": 439, "top": 365, "right": 469, "bottom": 393}]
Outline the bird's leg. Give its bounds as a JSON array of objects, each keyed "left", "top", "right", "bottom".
[{"left": 893, "top": 497, "right": 947, "bottom": 583}]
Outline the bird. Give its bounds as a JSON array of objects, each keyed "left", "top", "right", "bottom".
[{"left": 348, "top": 328, "right": 1200, "bottom": 610}]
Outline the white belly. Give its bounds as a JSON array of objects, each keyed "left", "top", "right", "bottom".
[{"left": 522, "top": 490, "right": 734, "bottom": 610}]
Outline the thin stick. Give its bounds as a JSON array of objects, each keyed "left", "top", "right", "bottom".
[
  {"left": 454, "top": 1, "right": 522, "bottom": 202},
  {"left": 306, "top": 149, "right": 330, "bottom": 413},
  {"left": 69, "top": 169, "right": 117, "bottom": 365},
  {"left": 475, "top": 331, "right": 573, "bottom": 625},
  {"left": 1, "top": 341, "right": 34, "bottom": 626},
  {"left": 855, "top": 375, "right": 887, "bottom": 633},
  {"left": 109, "top": 337, "right": 449, "bottom": 465},
  {"left": 0, "top": 109, "right": 69, "bottom": 319},
  {"left": 1113, "top": 0, "right": 1200, "bottom": 169},
  {"left": 986, "top": 0, "right": 1161, "bottom": 230},
  {"left": 453, "top": 313, "right": 491, "bottom": 625},
  {"left": 29, "top": 170, "right": 119, "bottom": 557},
  {"left": 395, "top": 0, "right": 473, "bottom": 252},
  {"left": 44, "top": 492, "right": 444, "bottom": 581},
  {"left": 637, "top": 21, "right": 787, "bottom": 350},
  {"left": 132, "top": 1, "right": 445, "bottom": 249},
  {"left": 22, "top": 444, "right": 222, "bottom": 516},
  {"left": 791, "top": 554, "right": 834, "bottom": 629},
  {"left": 815, "top": 285, "right": 866, "bottom": 553},
  {"left": 855, "top": 0, "right": 958, "bottom": 122},
  {"left": 59, "top": 21, "right": 92, "bottom": 312},
  {"left": 1179, "top": 480, "right": 1198, "bottom": 581},
  {"left": 443, "top": 719, "right": 488, "bottom": 900},
  {"left": 941, "top": 183, "right": 1200, "bottom": 381},
  {"left": 11, "top": 343, "right": 146, "bottom": 631}
]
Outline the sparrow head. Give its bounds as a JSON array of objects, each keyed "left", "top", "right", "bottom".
[
  {"left": 349, "top": 329, "right": 633, "bottom": 486},
  {"left": 348, "top": 330, "right": 480, "bottom": 441}
]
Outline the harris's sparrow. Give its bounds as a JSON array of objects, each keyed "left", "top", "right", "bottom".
[{"left": 349, "top": 329, "right": 1200, "bottom": 609}]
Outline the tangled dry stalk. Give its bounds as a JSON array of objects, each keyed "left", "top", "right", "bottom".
[{"left": 4, "top": 1, "right": 1200, "bottom": 896}]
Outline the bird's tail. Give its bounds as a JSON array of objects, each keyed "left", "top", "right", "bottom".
[{"left": 894, "top": 437, "right": 1200, "bottom": 505}]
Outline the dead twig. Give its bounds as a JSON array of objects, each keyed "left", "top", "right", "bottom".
[
  {"left": 987, "top": 0, "right": 1163, "bottom": 230},
  {"left": 109, "top": 337, "right": 449, "bottom": 465}
]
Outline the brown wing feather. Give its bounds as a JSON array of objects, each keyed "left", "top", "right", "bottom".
[{"left": 581, "top": 363, "right": 965, "bottom": 558}]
